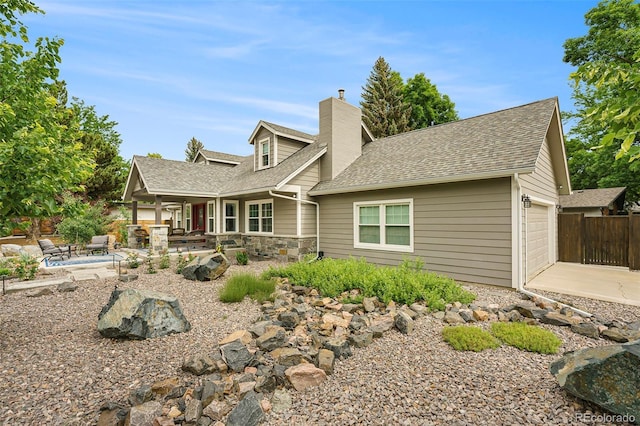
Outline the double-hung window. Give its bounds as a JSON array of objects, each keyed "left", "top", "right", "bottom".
[
  {"left": 207, "top": 201, "right": 216, "bottom": 233},
  {"left": 223, "top": 201, "right": 238, "bottom": 233},
  {"left": 246, "top": 199, "right": 273, "bottom": 234},
  {"left": 259, "top": 138, "right": 270, "bottom": 169},
  {"left": 354, "top": 199, "right": 413, "bottom": 252},
  {"left": 184, "top": 204, "right": 192, "bottom": 232}
]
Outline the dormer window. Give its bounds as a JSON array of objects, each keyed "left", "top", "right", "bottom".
[{"left": 259, "top": 138, "right": 270, "bottom": 169}]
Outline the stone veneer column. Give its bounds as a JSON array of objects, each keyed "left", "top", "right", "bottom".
[
  {"left": 127, "top": 225, "right": 142, "bottom": 249},
  {"left": 148, "top": 224, "right": 169, "bottom": 253}
]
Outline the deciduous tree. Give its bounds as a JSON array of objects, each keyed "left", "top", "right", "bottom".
[
  {"left": 403, "top": 73, "right": 458, "bottom": 128},
  {"left": 0, "top": 1, "right": 93, "bottom": 238}
]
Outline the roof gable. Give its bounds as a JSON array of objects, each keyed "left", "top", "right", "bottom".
[
  {"left": 310, "top": 98, "right": 564, "bottom": 195},
  {"left": 248, "top": 120, "right": 316, "bottom": 145},
  {"left": 196, "top": 149, "right": 246, "bottom": 165}
]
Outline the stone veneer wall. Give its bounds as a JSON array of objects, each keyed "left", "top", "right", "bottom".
[{"left": 240, "top": 235, "right": 317, "bottom": 262}]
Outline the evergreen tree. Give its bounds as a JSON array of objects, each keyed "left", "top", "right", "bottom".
[
  {"left": 360, "top": 57, "right": 412, "bottom": 138},
  {"left": 185, "top": 137, "right": 204, "bottom": 162}
]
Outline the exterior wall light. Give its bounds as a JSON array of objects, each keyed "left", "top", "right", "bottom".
[{"left": 522, "top": 194, "right": 532, "bottom": 209}]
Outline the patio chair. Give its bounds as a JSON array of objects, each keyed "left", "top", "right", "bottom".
[
  {"left": 38, "top": 239, "right": 71, "bottom": 260},
  {"left": 134, "top": 228, "right": 149, "bottom": 247},
  {"left": 86, "top": 235, "right": 109, "bottom": 255}
]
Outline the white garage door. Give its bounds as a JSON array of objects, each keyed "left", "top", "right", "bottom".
[{"left": 527, "top": 203, "right": 550, "bottom": 280}]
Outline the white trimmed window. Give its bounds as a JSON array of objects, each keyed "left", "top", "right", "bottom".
[
  {"left": 246, "top": 199, "right": 273, "bottom": 234},
  {"left": 354, "top": 199, "right": 413, "bottom": 252},
  {"left": 207, "top": 201, "right": 216, "bottom": 233},
  {"left": 175, "top": 210, "right": 182, "bottom": 228},
  {"left": 185, "top": 204, "right": 192, "bottom": 232},
  {"left": 223, "top": 200, "right": 238, "bottom": 233},
  {"left": 259, "top": 138, "right": 270, "bottom": 169}
]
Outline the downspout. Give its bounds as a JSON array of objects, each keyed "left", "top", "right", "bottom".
[
  {"left": 513, "top": 173, "right": 592, "bottom": 317},
  {"left": 269, "top": 190, "right": 322, "bottom": 260}
]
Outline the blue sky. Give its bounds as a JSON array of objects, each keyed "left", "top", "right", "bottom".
[{"left": 25, "top": 0, "right": 597, "bottom": 161}]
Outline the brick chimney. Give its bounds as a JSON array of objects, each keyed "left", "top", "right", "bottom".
[{"left": 319, "top": 90, "right": 362, "bottom": 181}]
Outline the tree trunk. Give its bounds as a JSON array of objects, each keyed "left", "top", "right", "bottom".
[{"left": 27, "top": 218, "right": 42, "bottom": 242}]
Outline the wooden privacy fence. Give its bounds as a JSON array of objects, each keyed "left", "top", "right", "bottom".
[{"left": 558, "top": 213, "right": 640, "bottom": 270}]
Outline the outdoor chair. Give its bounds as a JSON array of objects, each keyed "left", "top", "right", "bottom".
[
  {"left": 38, "top": 239, "right": 71, "bottom": 260},
  {"left": 86, "top": 235, "right": 109, "bottom": 255},
  {"left": 134, "top": 229, "right": 150, "bottom": 247}
]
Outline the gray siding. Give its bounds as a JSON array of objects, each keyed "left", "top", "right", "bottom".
[
  {"left": 520, "top": 136, "right": 558, "bottom": 202},
  {"left": 277, "top": 137, "right": 307, "bottom": 164},
  {"left": 273, "top": 196, "right": 297, "bottom": 235},
  {"left": 317, "top": 178, "right": 513, "bottom": 287},
  {"left": 253, "top": 128, "right": 273, "bottom": 170}
]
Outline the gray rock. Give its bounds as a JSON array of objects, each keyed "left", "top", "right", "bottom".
[
  {"left": 182, "top": 253, "right": 229, "bottom": 281},
  {"left": 97, "top": 288, "right": 191, "bottom": 339},
  {"left": 254, "top": 374, "right": 277, "bottom": 393},
  {"left": 550, "top": 340, "right": 640, "bottom": 420},
  {"left": 602, "top": 327, "right": 640, "bottom": 343},
  {"left": 56, "top": 281, "right": 77, "bottom": 292},
  {"left": 363, "top": 297, "right": 377, "bottom": 313},
  {"left": 394, "top": 311, "right": 414, "bottom": 334},
  {"left": 348, "top": 331, "right": 373, "bottom": 348},
  {"left": 220, "top": 339, "right": 254, "bottom": 372},
  {"left": 514, "top": 303, "right": 548, "bottom": 319},
  {"left": 348, "top": 315, "right": 368, "bottom": 331},
  {"left": 458, "top": 309, "right": 476, "bottom": 323},
  {"left": 128, "top": 385, "right": 152, "bottom": 406},
  {"left": 226, "top": 391, "right": 264, "bottom": 426},
  {"left": 409, "top": 303, "right": 429, "bottom": 316},
  {"left": 271, "top": 389, "right": 292, "bottom": 413},
  {"left": 118, "top": 274, "right": 138, "bottom": 282},
  {"left": 1, "top": 244, "right": 24, "bottom": 257},
  {"left": 128, "top": 401, "right": 162, "bottom": 426},
  {"left": 323, "top": 338, "right": 352, "bottom": 359},
  {"left": 97, "top": 402, "right": 129, "bottom": 426},
  {"left": 540, "top": 311, "right": 574, "bottom": 327},
  {"left": 182, "top": 352, "right": 221, "bottom": 376},
  {"left": 278, "top": 311, "right": 299, "bottom": 330},
  {"left": 256, "top": 326, "right": 286, "bottom": 351},
  {"left": 200, "top": 379, "right": 226, "bottom": 406},
  {"left": 248, "top": 320, "right": 273, "bottom": 338},
  {"left": 443, "top": 310, "right": 465, "bottom": 324},
  {"left": 184, "top": 398, "right": 203, "bottom": 424},
  {"left": 571, "top": 322, "right": 600, "bottom": 339},
  {"left": 26, "top": 287, "right": 54, "bottom": 297}
]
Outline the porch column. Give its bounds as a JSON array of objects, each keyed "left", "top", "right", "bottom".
[
  {"left": 132, "top": 200, "right": 138, "bottom": 225},
  {"left": 148, "top": 224, "right": 169, "bottom": 253},
  {"left": 155, "top": 195, "right": 163, "bottom": 225}
]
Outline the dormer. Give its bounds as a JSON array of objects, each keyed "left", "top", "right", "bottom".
[
  {"left": 193, "top": 149, "right": 245, "bottom": 167},
  {"left": 248, "top": 120, "right": 316, "bottom": 171}
]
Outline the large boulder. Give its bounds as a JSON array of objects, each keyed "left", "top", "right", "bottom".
[
  {"left": 1, "top": 244, "right": 24, "bottom": 257},
  {"left": 550, "top": 340, "right": 640, "bottom": 419},
  {"left": 97, "top": 288, "right": 191, "bottom": 339},
  {"left": 182, "top": 252, "right": 229, "bottom": 281}
]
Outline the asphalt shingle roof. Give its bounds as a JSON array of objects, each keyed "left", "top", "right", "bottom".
[
  {"left": 310, "top": 98, "right": 558, "bottom": 194},
  {"left": 261, "top": 121, "right": 317, "bottom": 142},
  {"left": 559, "top": 187, "right": 626, "bottom": 208},
  {"left": 199, "top": 150, "right": 246, "bottom": 164}
]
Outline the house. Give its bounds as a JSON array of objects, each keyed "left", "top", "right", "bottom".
[
  {"left": 123, "top": 93, "right": 571, "bottom": 289},
  {"left": 559, "top": 187, "right": 626, "bottom": 216}
]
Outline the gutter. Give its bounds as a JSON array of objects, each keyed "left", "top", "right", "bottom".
[
  {"left": 268, "top": 190, "right": 321, "bottom": 259},
  {"left": 513, "top": 173, "right": 592, "bottom": 317}
]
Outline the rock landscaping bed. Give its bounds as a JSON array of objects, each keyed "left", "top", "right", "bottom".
[{"left": 0, "top": 262, "right": 639, "bottom": 425}]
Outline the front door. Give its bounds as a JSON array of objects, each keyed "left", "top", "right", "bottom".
[{"left": 193, "top": 203, "right": 205, "bottom": 231}]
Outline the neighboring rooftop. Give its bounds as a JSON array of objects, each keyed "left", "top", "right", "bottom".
[{"left": 559, "top": 187, "right": 627, "bottom": 208}]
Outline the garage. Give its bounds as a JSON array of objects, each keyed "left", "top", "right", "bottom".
[{"left": 526, "top": 203, "right": 551, "bottom": 280}]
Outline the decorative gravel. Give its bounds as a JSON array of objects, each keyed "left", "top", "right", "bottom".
[{"left": 1, "top": 263, "right": 639, "bottom": 425}]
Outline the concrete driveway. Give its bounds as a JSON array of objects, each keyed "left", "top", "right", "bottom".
[{"left": 527, "top": 262, "right": 640, "bottom": 307}]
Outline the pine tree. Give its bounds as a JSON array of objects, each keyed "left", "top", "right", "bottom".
[
  {"left": 185, "top": 137, "right": 204, "bottom": 162},
  {"left": 360, "top": 57, "right": 412, "bottom": 138}
]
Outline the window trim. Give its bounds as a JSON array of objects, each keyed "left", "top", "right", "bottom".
[
  {"left": 184, "top": 203, "right": 192, "bottom": 232},
  {"left": 353, "top": 199, "right": 414, "bottom": 252},
  {"left": 206, "top": 200, "right": 216, "bottom": 233},
  {"left": 223, "top": 200, "right": 239, "bottom": 233},
  {"left": 258, "top": 137, "right": 270, "bottom": 170},
  {"left": 245, "top": 199, "right": 274, "bottom": 235}
]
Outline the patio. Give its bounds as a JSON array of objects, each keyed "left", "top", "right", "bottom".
[{"left": 526, "top": 262, "right": 640, "bottom": 307}]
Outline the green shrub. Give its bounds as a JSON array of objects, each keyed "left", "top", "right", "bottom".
[
  {"left": 491, "top": 322, "right": 562, "bottom": 354},
  {"left": 442, "top": 326, "right": 501, "bottom": 352},
  {"left": 144, "top": 256, "right": 157, "bottom": 274},
  {"left": 158, "top": 249, "right": 170, "bottom": 269},
  {"left": 176, "top": 253, "right": 195, "bottom": 274},
  {"left": 13, "top": 253, "right": 39, "bottom": 280},
  {"left": 235, "top": 250, "right": 248, "bottom": 265},
  {"left": 261, "top": 257, "right": 475, "bottom": 309},
  {"left": 57, "top": 195, "right": 110, "bottom": 244},
  {"left": 220, "top": 273, "right": 275, "bottom": 303},
  {"left": 126, "top": 252, "right": 140, "bottom": 269}
]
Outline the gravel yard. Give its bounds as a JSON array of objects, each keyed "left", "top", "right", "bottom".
[{"left": 1, "top": 260, "right": 638, "bottom": 425}]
